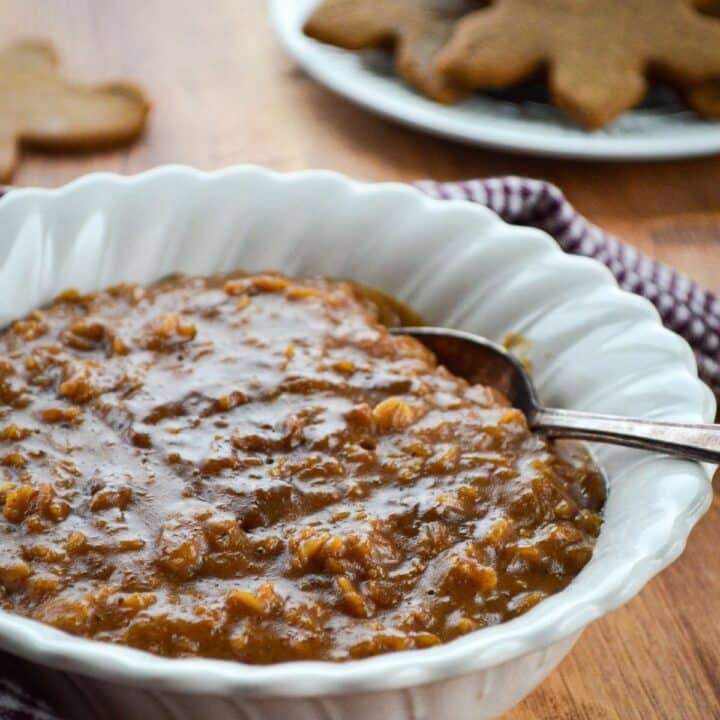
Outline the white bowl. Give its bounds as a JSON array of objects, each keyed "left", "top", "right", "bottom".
[{"left": 0, "top": 166, "right": 714, "bottom": 720}]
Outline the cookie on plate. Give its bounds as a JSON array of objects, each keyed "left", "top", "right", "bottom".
[
  {"left": 686, "top": 82, "right": 720, "bottom": 118},
  {"left": 694, "top": 0, "right": 720, "bottom": 14},
  {"left": 304, "top": 0, "right": 479, "bottom": 104},
  {"left": 0, "top": 40, "right": 150, "bottom": 182},
  {"left": 436, "top": 0, "right": 720, "bottom": 128},
  {"left": 687, "top": 0, "right": 720, "bottom": 117}
]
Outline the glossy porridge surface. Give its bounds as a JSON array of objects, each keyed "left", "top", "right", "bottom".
[{"left": 0, "top": 273, "right": 604, "bottom": 662}]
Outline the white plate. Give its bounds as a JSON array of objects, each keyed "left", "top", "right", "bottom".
[
  {"left": 270, "top": 0, "right": 720, "bottom": 161},
  {"left": 0, "top": 166, "right": 714, "bottom": 720}
]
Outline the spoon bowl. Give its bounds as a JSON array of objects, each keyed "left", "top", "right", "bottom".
[
  {"left": 391, "top": 326, "right": 540, "bottom": 418},
  {"left": 394, "top": 326, "right": 720, "bottom": 465}
]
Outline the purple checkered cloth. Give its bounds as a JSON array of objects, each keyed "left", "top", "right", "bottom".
[
  {"left": 0, "top": 175, "right": 717, "bottom": 719},
  {"left": 0, "top": 673, "right": 57, "bottom": 720},
  {"left": 418, "top": 177, "right": 720, "bottom": 399}
]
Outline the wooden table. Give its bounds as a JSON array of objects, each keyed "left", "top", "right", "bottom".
[{"left": 2, "top": 2, "right": 719, "bottom": 718}]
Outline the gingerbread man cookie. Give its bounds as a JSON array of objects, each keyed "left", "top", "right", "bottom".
[
  {"left": 304, "top": 0, "right": 479, "bottom": 104},
  {"left": 686, "top": 0, "right": 720, "bottom": 118},
  {"left": 0, "top": 41, "right": 150, "bottom": 181},
  {"left": 436, "top": 0, "right": 720, "bottom": 128},
  {"left": 694, "top": 0, "right": 720, "bottom": 14},
  {"left": 686, "top": 82, "right": 720, "bottom": 118}
]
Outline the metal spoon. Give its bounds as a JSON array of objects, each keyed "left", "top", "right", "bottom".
[{"left": 392, "top": 326, "right": 720, "bottom": 464}]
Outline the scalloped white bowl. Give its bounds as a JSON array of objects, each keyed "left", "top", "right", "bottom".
[{"left": 0, "top": 166, "right": 714, "bottom": 720}]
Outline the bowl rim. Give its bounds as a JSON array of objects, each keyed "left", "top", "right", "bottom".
[{"left": 0, "top": 164, "right": 713, "bottom": 698}]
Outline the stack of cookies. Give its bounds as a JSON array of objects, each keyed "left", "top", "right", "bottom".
[{"left": 304, "top": 0, "right": 720, "bottom": 129}]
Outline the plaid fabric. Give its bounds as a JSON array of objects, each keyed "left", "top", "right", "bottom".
[
  {"left": 417, "top": 177, "right": 720, "bottom": 398},
  {"left": 0, "top": 677, "right": 57, "bottom": 720},
  {"left": 0, "top": 175, "right": 715, "bottom": 718}
]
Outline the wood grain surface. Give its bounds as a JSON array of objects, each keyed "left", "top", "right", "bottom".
[{"left": 1, "top": 1, "right": 719, "bottom": 718}]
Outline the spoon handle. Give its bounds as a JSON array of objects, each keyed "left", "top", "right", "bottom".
[{"left": 534, "top": 407, "right": 720, "bottom": 464}]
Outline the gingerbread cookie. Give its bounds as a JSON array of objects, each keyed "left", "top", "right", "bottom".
[
  {"left": 304, "top": 0, "right": 479, "bottom": 104},
  {"left": 687, "top": 0, "right": 720, "bottom": 117},
  {"left": 686, "top": 82, "right": 720, "bottom": 118},
  {"left": 0, "top": 41, "right": 150, "bottom": 182},
  {"left": 436, "top": 0, "right": 720, "bottom": 129},
  {"left": 695, "top": 0, "right": 720, "bottom": 15}
]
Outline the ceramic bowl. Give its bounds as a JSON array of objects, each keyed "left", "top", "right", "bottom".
[{"left": 0, "top": 166, "right": 713, "bottom": 720}]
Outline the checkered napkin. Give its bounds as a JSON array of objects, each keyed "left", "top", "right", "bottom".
[
  {"left": 0, "top": 672, "right": 57, "bottom": 720},
  {"left": 418, "top": 177, "right": 720, "bottom": 399},
  {"left": 0, "top": 175, "right": 717, "bottom": 719}
]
